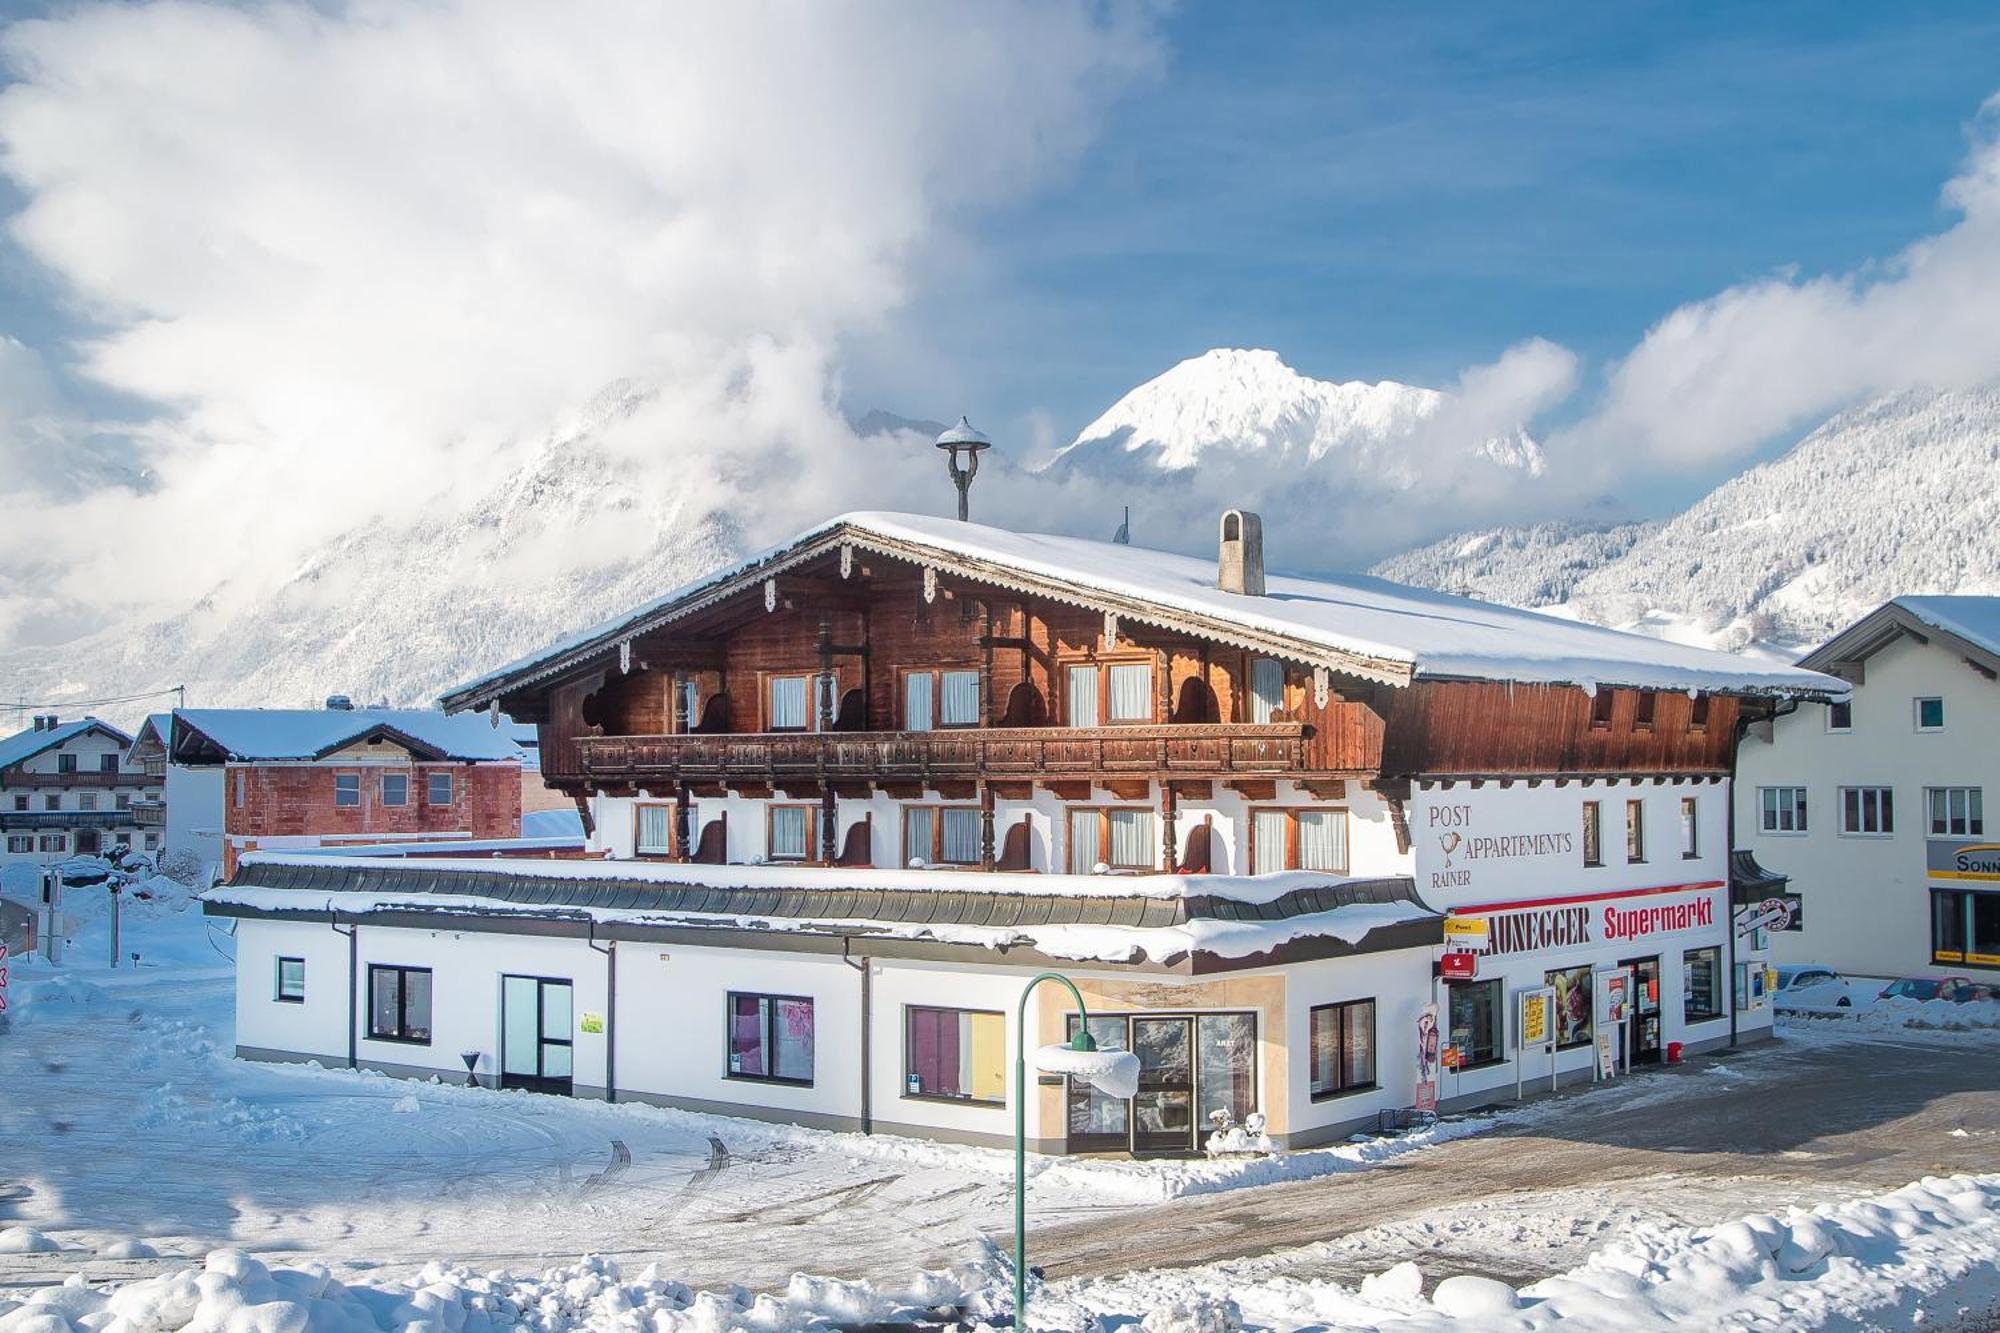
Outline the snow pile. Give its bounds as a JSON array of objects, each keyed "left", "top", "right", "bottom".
[
  {"left": 0, "top": 1227, "right": 59, "bottom": 1255},
  {"left": 1789, "top": 994, "right": 2000, "bottom": 1033}
]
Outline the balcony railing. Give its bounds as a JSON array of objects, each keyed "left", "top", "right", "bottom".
[
  {"left": 0, "top": 768, "right": 152, "bottom": 789},
  {"left": 132, "top": 799, "right": 167, "bottom": 827},
  {"left": 575, "top": 723, "right": 1310, "bottom": 785},
  {"left": 0, "top": 810, "right": 140, "bottom": 831}
]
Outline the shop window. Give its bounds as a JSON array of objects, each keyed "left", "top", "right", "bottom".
[
  {"left": 427, "top": 772, "right": 454, "bottom": 805},
  {"left": 1933, "top": 890, "right": 2000, "bottom": 967},
  {"left": 1915, "top": 697, "right": 1945, "bottom": 732},
  {"left": 1309, "top": 998, "right": 1376, "bottom": 1098},
  {"left": 1839, "top": 786, "right": 1894, "bottom": 836},
  {"left": 766, "top": 805, "right": 815, "bottom": 861},
  {"left": 1927, "top": 787, "right": 1984, "bottom": 838},
  {"left": 1759, "top": 786, "right": 1807, "bottom": 833},
  {"left": 382, "top": 773, "right": 409, "bottom": 807},
  {"left": 1194, "top": 1012, "right": 1258, "bottom": 1129},
  {"left": 367, "top": 965, "right": 433, "bottom": 1043},
  {"left": 1249, "top": 657, "right": 1285, "bottom": 724},
  {"left": 727, "top": 992, "right": 814, "bottom": 1084},
  {"left": 334, "top": 773, "right": 360, "bottom": 808},
  {"left": 1826, "top": 699, "right": 1852, "bottom": 732},
  {"left": 276, "top": 956, "right": 306, "bottom": 1003},
  {"left": 636, "top": 803, "right": 674, "bottom": 856},
  {"left": 1683, "top": 947, "right": 1722, "bottom": 1022},
  {"left": 905, "top": 1006, "right": 1005, "bottom": 1103},
  {"left": 1066, "top": 807, "right": 1155, "bottom": 873},
  {"left": 1446, "top": 980, "right": 1502, "bottom": 1067},
  {"left": 1680, "top": 797, "right": 1699, "bottom": 859},
  {"left": 1250, "top": 807, "right": 1347, "bottom": 874},
  {"left": 1625, "top": 799, "right": 1645, "bottom": 863},
  {"left": 1544, "top": 966, "right": 1594, "bottom": 1050}
]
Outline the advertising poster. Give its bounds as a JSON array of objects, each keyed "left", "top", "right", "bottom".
[
  {"left": 1517, "top": 986, "right": 1553, "bottom": 1049},
  {"left": 1546, "top": 965, "right": 1594, "bottom": 1048},
  {"left": 1415, "top": 1001, "right": 1440, "bottom": 1113},
  {"left": 1594, "top": 968, "right": 1631, "bottom": 1026}
]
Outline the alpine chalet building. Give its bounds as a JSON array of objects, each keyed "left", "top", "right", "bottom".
[{"left": 206, "top": 510, "right": 1840, "bottom": 1153}]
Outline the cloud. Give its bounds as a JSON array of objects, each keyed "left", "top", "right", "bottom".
[
  {"left": 1555, "top": 93, "right": 2000, "bottom": 472},
  {"left": 0, "top": 0, "right": 1160, "bottom": 641}
]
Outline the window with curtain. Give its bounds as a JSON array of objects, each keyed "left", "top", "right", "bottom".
[
  {"left": 1582, "top": 801, "right": 1603, "bottom": 864},
  {"left": 427, "top": 772, "right": 453, "bottom": 805},
  {"left": 902, "top": 806, "right": 935, "bottom": 865},
  {"left": 1107, "top": 809, "right": 1154, "bottom": 869},
  {"left": 904, "top": 671, "right": 934, "bottom": 731},
  {"left": 637, "top": 804, "right": 673, "bottom": 855},
  {"left": 1251, "top": 808, "right": 1347, "bottom": 873},
  {"left": 1298, "top": 810, "right": 1344, "bottom": 870},
  {"left": 905, "top": 1006, "right": 1005, "bottom": 1102},
  {"left": 1840, "top": 786, "right": 1894, "bottom": 835},
  {"left": 1249, "top": 657, "right": 1284, "bottom": 723},
  {"left": 1309, "top": 999, "right": 1375, "bottom": 1097},
  {"left": 939, "top": 670, "right": 980, "bottom": 726},
  {"left": 1065, "top": 665, "right": 1099, "bottom": 728},
  {"left": 728, "top": 993, "right": 814, "bottom": 1083},
  {"left": 768, "top": 675, "right": 808, "bottom": 730},
  {"left": 1927, "top": 787, "right": 1983, "bottom": 837},
  {"left": 1252, "top": 809, "right": 1288, "bottom": 874},
  {"left": 1107, "top": 663, "right": 1152, "bottom": 722},
  {"left": 940, "top": 807, "right": 981, "bottom": 864},
  {"left": 1068, "top": 808, "right": 1099, "bottom": 873},
  {"left": 1680, "top": 797, "right": 1699, "bottom": 858},
  {"left": 768, "top": 806, "right": 811, "bottom": 860},
  {"left": 676, "top": 679, "right": 700, "bottom": 730},
  {"left": 1626, "top": 798, "right": 1646, "bottom": 862}
]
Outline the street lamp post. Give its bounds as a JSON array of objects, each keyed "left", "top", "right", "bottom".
[
  {"left": 934, "top": 416, "right": 992, "bottom": 522},
  {"left": 1012, "top": 970, "right": 1141, "bottom": 1328}
]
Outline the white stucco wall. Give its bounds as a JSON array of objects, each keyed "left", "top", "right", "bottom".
[{"left": 165, "top": 765, "right": 225, "bottom": 877}]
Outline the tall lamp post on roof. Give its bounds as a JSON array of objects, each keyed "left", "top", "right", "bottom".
[
  {"left": 935, "top": 416, "right": 991, "bottom": 522},
  {"left": 1013, "top": 971, "right": 1140, "bottom": 1328}
]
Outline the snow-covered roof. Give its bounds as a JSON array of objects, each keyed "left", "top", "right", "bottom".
[
  {"left": 1801, "top": 595, "right": 2000, "bottom": 677},
  {"left": 209, "top": 853, "right": 1444, "bottom": 971},
  {"left": 171, "top": 708, "right": 526, "bottom": 764},
  {"left": 443, "top": 511, "right": 1845, "bottom": 709},
  {"left": 0, "top": 717, "right": 130, "bottom": 772},
  {"left": 1894, "top": 596, "right": 2000, "bottom": 659}
]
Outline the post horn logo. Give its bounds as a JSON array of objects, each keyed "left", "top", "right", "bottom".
[{"left": 1438, "top": 830, "right": 1462, "bottom": 868}]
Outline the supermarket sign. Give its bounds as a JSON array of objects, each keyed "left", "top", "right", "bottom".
[{"left": 1467, "top": 883, "right": 1723, "bottom": 958}]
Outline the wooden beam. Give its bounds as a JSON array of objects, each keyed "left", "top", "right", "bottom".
[
  {"left": 1168, "top": 779, "right": 1213, "bottom": 800},
  {"left": 1299, "top": 779, "right": 1347, "bottom": 800},
  {"left": 1044, "top": 780, "right": 1092, "bottom": 801},
  {"left": 989, "top": 781, "right": 1034, "bottom": 801},
  {"left": 1105, "top": 778, "right": 1152, "bottom": 801},
  {"left": 1225, "top": 779, "right": 1277, "bottom": 801}
]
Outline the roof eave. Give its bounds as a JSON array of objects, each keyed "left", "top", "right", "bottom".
[{"left": 1801, "top": 601, "right": 2000, "bottom": 682}]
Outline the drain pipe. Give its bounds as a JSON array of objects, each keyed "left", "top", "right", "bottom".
[
  {"left": 587, "top": 921, "right": 617, "bottom": 1103},
  {"left": 842, "top": 938, "right": 873, "bottom": 1135},
  {"left": 328, "top": 909, "right": 357, "bottom": 1070}
]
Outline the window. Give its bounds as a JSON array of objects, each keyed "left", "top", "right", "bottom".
[
  {"left": 1064, "top": 664, "right": 1099, "bottom": 728},
  {"left": 1683, "top": 947, "right": 1722, "bottom": 1022},
  {"left": 1581, "top": 801, "right": 1602, "bottom": 866},
  {"left": 1680, "top": 797, "right": 1699, "bottom": 859},
  {"left": 334, "top": 773, "right": 360, "bottom": 808},
  {"left": 57, "top": 753, "right": 76, "bottom": 774},
  {"left": 38, "top": 834, "right": 66, "bottom": 853},
  {"left": 1927, "top": 787, "right": 1984, "bottom": 838},
  {"left": 427, "top": 772, "right": 454, "bottom": 805},
  {"left": 1915, "top": 697, "right": 1945, "bottom": 732},
  {"left": 99, "top": 754, "right": 119, "bottom": 773},
  {"left": 1827, "top": 699, "right": 1852, "bottom": 732},
  {"left": 902, "top": 805, "right": 981, "bottom": 867},
  {"left": 1760, "top": 786, "right": 1807, "bottom": 834},
  {"left": 1249, "top": 657, "right": 1285, "bottom": 724},
  {"left": 1931, "top": 890, "right": 2000, "bottom": 967},
  {"left": 79, "top": 792, "right": 97, "bottom": 812},
  {"left": 903, "top": 669, "right": 980, "bottom": 730},
  {"left": 381, "top": 773, "right": 409, "bottom": 806},
  {"left": 1250, "top": 808, "right": 1348, "bottom": 874},
  {"left": 1625, "top": 799, "right": 1645, "bottom": 863},
  {"left": 675, "top": 678, "right": 700, "bottom": 731},
  {"left": 1066, "top": 807, "right": 1155, "bottom": 873},
  {"left": 116, "top": 792, "right": 131, "bottom": 810},
  {"left": 1106, "top": 663, "right": 1153, "bottom": 722},
  {"left": 10, "top": 795, "right": 24, "bottom": 811},
  {"left": 1689, "top": 694, "right": 1711, "bottom": 730},
  {"left": 1840, "top": 786, "right": 1894, "bottom": 836},
  {"left": 234, "top": 771, "right": 246, "bottom": 808},
  {"left": 367, "top": 965, "right": 432, "bottom": 1043},
  {"left": 767, "top": 805, "right": 814, "bottom": 861},
  {"left": 6, "top": 835, "right": 31, "bottom": 853},
  {"left": 1589, "top": 689, "right": 1614, "bottom": 729},
  {"left": 143, "top": 833, "right": 159, "bottom": 850},
  {"left": 636, "top": 803, "right": 674, "bottom": 856},
  {"left": 1446, "top": 979, "right": 1502, "bottom": 1067},
  {"left": 1545, "top": 965, "right": 1594, "bottom": 1049},
  {"left": 1633, "top": 692, "right": 1656, "bottom": 731},
  {"left": 905, "top": 1006, "right": 1005, "bottom": 1103},
  {"left": 728, "top": 992, "right": 814, "bottom": 1083},
  {"left": 276, "top": 957, "right": 306, "bottom": 1003},
  {"left": 904, "top": 671, "right": 934, "bottom": 731},
  {"left": 768, "top": 675, "right": 809, "bottom": 730},
  {"left": 1309, "top": 999, "right": 1376, "bottom": 1098},
  {"left": 43, "top": 794, "right": 60, "bottom": 812}
]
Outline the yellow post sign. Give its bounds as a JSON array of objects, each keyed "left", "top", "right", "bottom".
[{"left": 1442, "top": 915, "right": 1490, "bottom": 947}]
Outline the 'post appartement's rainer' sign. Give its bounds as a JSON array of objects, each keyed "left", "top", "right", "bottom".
[{"left": 1422, "top": 800, "right": 1574, "bottom": 894}]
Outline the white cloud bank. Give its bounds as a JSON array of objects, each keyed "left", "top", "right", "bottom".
[{"left": 0, "top": 0, "right": 1159, "bottom": 642}]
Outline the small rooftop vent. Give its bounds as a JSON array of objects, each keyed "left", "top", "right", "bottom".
[
  {"left": 325, "top": 695, "right": 355, "bottom": 711},
  {"left": 1217, "top": 509, "right": 1265, "bottom": 597}
]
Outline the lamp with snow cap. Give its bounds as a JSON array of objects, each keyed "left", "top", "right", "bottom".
[
  {"left": 934, "top": 416, "right": 991, "bottom": 522},
  {"left": 1012, "top": 971, "right": 1142, "bottom": 1327}
]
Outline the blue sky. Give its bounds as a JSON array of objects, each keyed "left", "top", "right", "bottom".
[{"left": 853, "top": 0, "right": 2000, "bottom": 509}]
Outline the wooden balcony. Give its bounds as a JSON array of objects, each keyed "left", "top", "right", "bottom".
[
  {"left": 132, "top": 798, "right": 166, "bottom": 827},
  {"left": 574, "top": 723, "right": 1311, "bottom": 787},
  {"left": 0, "top": 768, "right": 151, "bottom": 789}
]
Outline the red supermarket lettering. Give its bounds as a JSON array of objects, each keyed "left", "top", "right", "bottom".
[{"left": 1601, "top": 897, "right": 1713, "bottom": 942}]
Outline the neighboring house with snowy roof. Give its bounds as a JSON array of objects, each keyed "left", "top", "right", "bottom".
[
  {"left": 212, "top": 508, "right": 1841, "bottom": 1155},
  {"left": 1738, "top": 595, "right": 2000, "bottom": 978},
  {"left": 165, "top": 703, "right": 524, "bottom": 879},
  {"left": 1, "top": 715, "right": 160, "bottom": 870}
]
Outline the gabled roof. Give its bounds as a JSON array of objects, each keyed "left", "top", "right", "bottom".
[
  {"left": 125, "top": 713, "right": 172, "bottom": 763},
  {"left": 170, "top": 708, "right": 526, "bottom": 765},
  {"left": 1800, "top": 596, "right": 2000, "bottom": 682},
  {"left": 0, "top": 718, "right": 133, "bottom": 772},
  {"left": 441, "top": 511, "right": 1845, "bottom": 712}
]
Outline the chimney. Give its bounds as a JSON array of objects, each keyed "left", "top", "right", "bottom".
[{"left": 1216, "top": 509, "right": 1265, "bottom": 596}]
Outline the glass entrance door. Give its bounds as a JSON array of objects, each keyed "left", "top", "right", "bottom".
[
  {"left": 1131, "top": 1017, "right": 1196, "bottom": 1153},
  {"left": 501, "top": 976, "right": 574, "bottom": 1094},
  {"left": 1064, "top": 1015, "right": 1132, "bottom": 1153},
  {"left": 1065, "top": 1011, "right": 1257, "bottom": 1155},
  {"left": 1621, "top": 955, "right": 1661, "bottom": 1065}
]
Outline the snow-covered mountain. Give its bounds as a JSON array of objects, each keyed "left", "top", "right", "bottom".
[
  {"left": 1375, "top": 386, "right": 2000, "bottom": 652},
  {"left": 1044, "top": 348, "right": 1543, "bottom": 481}
]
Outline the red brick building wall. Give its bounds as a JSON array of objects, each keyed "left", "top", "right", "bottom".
[{"left": 223, "top": 760, "right": 521, "bottom": 876}]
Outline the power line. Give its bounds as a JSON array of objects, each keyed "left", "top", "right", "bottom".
[{"left": 6, "top": 683, "right": 187, "bottom": 716}]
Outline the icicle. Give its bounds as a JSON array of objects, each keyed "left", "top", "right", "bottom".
[
  {"left": 487, "top": 700, "right": 499, "bottom": 729},
  {"left": 619, "top": 640, "right": 632, "bottom": 675},
  {"left": 923, "top": 567, "right": 938, "bottom": 604},
  {"left": 764, "top": 577, "right": 778, "bottom": 612}
]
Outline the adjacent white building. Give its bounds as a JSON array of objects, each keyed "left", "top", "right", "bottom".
[
  {"left": 0, "top": 716, "right": 160, "bottom": 870},
  {"left": 1736, "top": 596, "right": 2000, "bottom": 979}
]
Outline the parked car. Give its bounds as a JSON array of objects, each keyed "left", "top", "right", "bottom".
[
  {"left": 1773, "top": 963, "right": 1852, "bottom": 1007},
  {"left": 1877, "top": 975, "right": 1982, "bottom": 1003}
]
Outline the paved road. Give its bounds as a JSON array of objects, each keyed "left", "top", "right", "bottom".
[{"left": 1031, "top": 1030, "right": 2000, "bottom": 1287}]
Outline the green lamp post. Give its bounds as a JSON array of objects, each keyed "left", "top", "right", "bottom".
[{"left": 1013, "top": 971, "right": 1141, "bottom": 1329}]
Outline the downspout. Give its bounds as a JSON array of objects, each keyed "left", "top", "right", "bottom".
[
  {"left": 587, "top": 920, "right": 616, "bottom": 1103},
  {"left": 328, "top": 910, "right": 357, "bottom": 1070},
  {"left": 843, "top": 938, "right": 872, "bottom": 1135}
]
